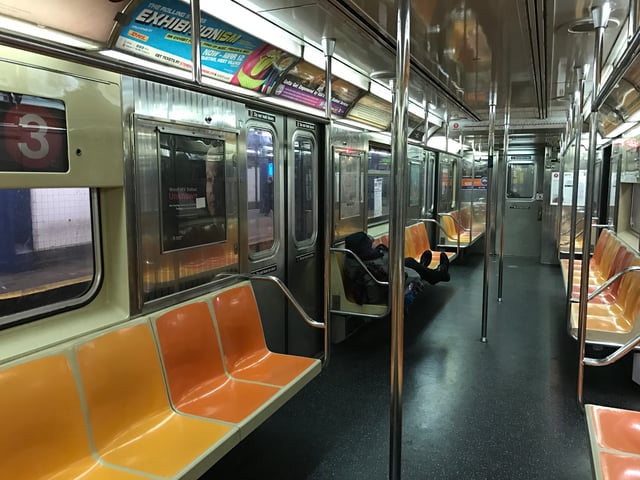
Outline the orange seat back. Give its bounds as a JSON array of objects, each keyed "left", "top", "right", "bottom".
[
  {"left": 609, "top": 249, "right": 634, "bottom": 296},
  {"left": 441, "top": 215, "right": 458, "bottom": 239},
  {"left": 76, "top": 324, "right": 170, "bottom": 452},
  {"left": 597, "top": 237, "right": 621, "bottom": 278},
  {"left": 0, "top": 355, "right": 91, "bottom": 479},
  {"left": 155, "top": 302, "right": 227, "bottom": 408},
  {"left": 592, "top": 229, "right": 612, "bottom": 267},
  {"left": 212, "top": 285, "right": 270, "bottom": 373}
]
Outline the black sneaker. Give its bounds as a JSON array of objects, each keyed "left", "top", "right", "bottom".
[
  {"left": 439, "top": 252, "right": 450, "bottom": 271},
  {"left": 419, "top": 250, "right": 432, "bottom": 267},
  {"left": 437, "top": 253, "right": 450, "bottom": 282}
]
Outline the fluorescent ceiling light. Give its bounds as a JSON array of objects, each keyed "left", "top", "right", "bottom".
[
  {"left": 0, "top": 14, "right": 100, "bottom": 50},
  {"left": 99, "top": 50, "right": 192, "bottom": 80},
  {"left": 335, "top": 118, "right": 384, "bottom": 132},
  {"left": 369, "top": 80, "right": 392, "bottom": 103},
  {"left": 622, "top": 123, "right": 640, "bottom": 138},
  {"left": 303, "top": 45, "right": 325, "bottom": 70},
  {"left": 627, "top": 110, "right": 640, "bottom": 122},
  {"left": 196, "top": 0, "right": 302, "bottom": 57},
  {"left": 409, "top": 101, "right": 426, "bottom": 119},
  {"left": 427, "top": 135, "right": 463, "bottom": 154},
  {"left": 262, "top": 95, "right": 326, "bottom": 118}
]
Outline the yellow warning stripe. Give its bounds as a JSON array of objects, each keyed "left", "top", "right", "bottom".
[{"left": 0, "top": 275, "right": 93, "bottom": 300}]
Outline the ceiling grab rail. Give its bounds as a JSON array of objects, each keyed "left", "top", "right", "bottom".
[{"left": 577, "top": 3, "right": 610, "bottom": 410}]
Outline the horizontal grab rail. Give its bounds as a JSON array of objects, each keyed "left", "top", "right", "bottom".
[
  {"left": 570, "top": 266, "right": 640, "bottom": 303},
  {"left": 330, "top": 247, "right": 389, "bottom": 287},
  {"left": 584, "top": 333, "right": 640, "bottom": 367}
]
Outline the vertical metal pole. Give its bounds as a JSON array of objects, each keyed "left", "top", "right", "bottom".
[
  {"left": 190, "top": 0, "right": 202, "bottom": 84},
  {"left": 498, "top": 106, "right": 510, "bottom": 301},
  {"left": 565, "top": 68, "right": 584, "bottom": 324},
  {"left": 481, "top": 100, "right": 496, "bottom": 342},
  {"left": 322, "top": 37, "right": 335, "bottom": 368},
  {"left": 630, "top": 0, "right": 637, "bottom": 40},
  {"left": 578, "top": 4, "right": 610, "bottom": 407},
  {"left": 389, "top": 0, "right": 410, "bottom": 478}
]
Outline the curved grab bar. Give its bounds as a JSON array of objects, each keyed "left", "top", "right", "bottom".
[
  {"left": 215, "top": 273, "right": 325, "bottom": 329},
  {"left": 584, "top": 333, "right": 640, "bottom": 367},
  {"left": 330, "top": 247, "right": 389, "bottom": 287},
  {"left": 215, "top": 272, "right": 329, "bottom": 367},
  {"left": 570, "top": 266, "right": 640, "bottom": 303},
  {"left": 438, "top": 212, "right": 471, "bottom": 233},
  {"left": 409, "top": 217, "right": 449, "bottom": 236}
]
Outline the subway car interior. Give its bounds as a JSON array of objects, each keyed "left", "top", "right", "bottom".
[{"left": 2, "top": 0, "right": 640, "bottom": 479}]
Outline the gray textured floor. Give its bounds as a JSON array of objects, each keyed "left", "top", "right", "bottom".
[{"left": 204, "top": 253, "right": 640, "bottom": 479}]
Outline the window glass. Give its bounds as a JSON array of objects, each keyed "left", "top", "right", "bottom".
[
  {"left": 339, "top": 152, "right": 362, "bottom": 220},
  {"left": 507, "top": 163, "right": 535, "bottom": 199},
  {"left": 409, "top": 162, "right": 421, "bottom": 207},
  {"left": 631, "top": 184, "right": 640, "bottom": 234},
  {"left": 367, "top": 148, "right": 390, "bottom": 221},
  {"left": 158, "top": 131, "right": 226, "bottom": 252},
  {"left": 247, "top": 127, "right": 275, "bottom": 255},
  {"left": 0, "top": 188, "right": 95, "bottom": 326},
  {"left": 293, "top": 135, "right": 315, "bottom": 244},
  {"left": 439, "top": 161, "right": 455, "bottom": 211},
  {"left": 0, "top": 92, "right": 68, "bottom": 172}
]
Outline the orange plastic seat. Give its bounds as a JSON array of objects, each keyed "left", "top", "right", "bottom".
[
  {"left": 599, "top": 452, "right": 640, "bottom": 480},
  {"left": 590, "top": 405, "right": 640, "bottom": 454},
  {"left": 0, "top": 355, "right": 143, "bottom": 480},
  {"left": 155, "top": 302, "right": 280, "bottom": 425},
  {"left": 76, "top": 323, "right": 238, "bottom": 478},
  {"left": 212, "top": 283, "right": 320, "bottom": 386}
]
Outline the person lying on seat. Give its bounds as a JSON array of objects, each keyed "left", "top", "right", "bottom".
[{"left": 342, "top": 231, "right": 450, "bottom": 306}]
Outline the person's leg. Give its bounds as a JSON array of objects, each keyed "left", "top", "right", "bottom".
[{"left": 404, "top": 258, "right": 441, "bottom": 284}]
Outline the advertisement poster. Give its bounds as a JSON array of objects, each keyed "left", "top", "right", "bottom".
[
  {"left": 461, "top": 177, "right": 488, "bottom": 190},
  {"left": 273, "top": 61, "right": 361, "bottom": 115},
  {"left": 550, "top": 171, "right": 560, "bottom": 205},
  {"left": 339, "top": 153, "right": 361, "bottom": 220},
  {"left": 561, "top": 170, "right": 587, "bottom": 207},
  {"left": 373, "top": 177, "right": 383, "bottom": 217},
  {"left": 0, "top": 92, "right": 68, "bottom": 172},
  {"left": 116, "top": 0, "right": 296, "bottom": 92},
  {"left": 159, "top": 132, "right": 226, "bottom": 252}
]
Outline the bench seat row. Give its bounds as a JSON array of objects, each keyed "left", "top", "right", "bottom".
[
  {"left": 560, "top": 229, "right": 640, "bottom": 343},
  {"left": 439, "top": 206, "right": 485, "bottom": 247},
  {"left": 0, "top": 281, "right": 320, "bottom": 480}
]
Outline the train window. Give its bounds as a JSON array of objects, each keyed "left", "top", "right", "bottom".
[
  {"left": 247, "top": 127, "right": 276, "bottom": 255},
  {"left": 0, "top": 188, "right": 97, "bottom": 328},
  {"left": 293, "top": 135, "right": 316, "bottom": 244},
  {"left": 507, "top": 162, "right": 535, "bottom": 199},
  {"left": 0, "top": 92, "right": 68, "bottom": 173},
  {"left": 367, "top": 148, "right": 390, "bottom": 222},
  {"left": 158, "top": 132, "right": 227, "bottom": 252},
  {"left": 630, "top": 184, "right": 640, "bottom": 235},
  {"left": 409, "top": 162, "right": 421, "bottom": 207},
  {"left": 339, "top": 151, "right": 363, "bottom": 220}
]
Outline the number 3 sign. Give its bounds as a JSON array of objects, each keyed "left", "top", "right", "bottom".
[{"left": 0, "top": 94, "right": 68, "bottom": 172}]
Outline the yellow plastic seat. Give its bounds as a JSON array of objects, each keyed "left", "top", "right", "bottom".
[
  {"left": 76, "top": 323, "right": 238, "bottom": 478},
  {"left": 0, "top": 354, "right": 143, "bottom": 480}
]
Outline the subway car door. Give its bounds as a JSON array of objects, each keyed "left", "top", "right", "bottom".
[
  {"left": 242, "top": 109, "right": 286, "bottom": 352},
  {"left": 285, "top": 118, "right": 322, "bottom": 356},
  {"left": 503, "top": 155, "right": 544, "bottom": 257}
]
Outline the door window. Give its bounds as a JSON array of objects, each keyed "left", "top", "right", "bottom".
[
  {"left": 247, "top": 127, "right": 276, "bottom": 255},
  {"left": 293, "top": 134, "right": 316, "bottom": 244},
  {"left": 507, "top": 162, "right": 535, "bottom": 199}
]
